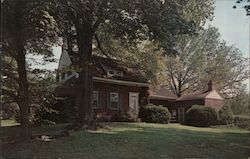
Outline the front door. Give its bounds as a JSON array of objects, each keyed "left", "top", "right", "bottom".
[
  {"left": 178, "top": 107, "right": 185, "bottom": 124},
  {"left": 129, "top": 92, "right": 139, "bottom": 119}
]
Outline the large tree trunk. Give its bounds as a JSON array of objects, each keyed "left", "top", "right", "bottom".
[
  {"left": 16, "top": 46, "right": 30, "bottom": 141},
  {"left": 75, "top": 26, "right": 94, "bottom": 127}
]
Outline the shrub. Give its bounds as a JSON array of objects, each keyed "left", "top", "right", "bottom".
[
  {"left": 140, "top": 104, "right": 171, "bottom": 124},
  {"left": 185, "top": 105, "right": 218, "bottom": 127},
  {"left": 234, "top": 115, "right": 250, "bottom": 130},
  {"left": 218, "top": 105, "right": 234, "bottom": 125},
  {"left": 110, "top": 112, "right": 135, "bottom": 122},
  {"left": 94, "top": 112, "right": 111, "bottom": 122},
  {"left": 32, "top": 96, "right": 76, "bottom": 126}
]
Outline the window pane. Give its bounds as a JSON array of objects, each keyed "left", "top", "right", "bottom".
[{"left": 110, "top": 93, "right": 119, "bottom": 109}]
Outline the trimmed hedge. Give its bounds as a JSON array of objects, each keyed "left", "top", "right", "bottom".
[
  {"left": 140, "top": 104, "right": 171, "bottom": 124},
  {"left": 185, "top": 105, "right": 218, "bottom": 127}
]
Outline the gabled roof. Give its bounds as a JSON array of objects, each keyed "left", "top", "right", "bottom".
[
  {"left": 58, "top": 48, "right": 148, "bottom": 84},
  {"left": 176, "top": 90, "right": 223, "bottom": 101},
  {"left": 149, "top": 86, "right": 177, "bottom": 100},
  {"left": 92, "top": 56, "right": 148, "bottom": 83}
]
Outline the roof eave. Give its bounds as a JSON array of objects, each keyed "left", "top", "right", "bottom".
[
  {"left": 149, "top": 95, "right": 176, "bottom": 100},
  {"left": 93, "top": 76, "right": 150, "bottom": 87}
]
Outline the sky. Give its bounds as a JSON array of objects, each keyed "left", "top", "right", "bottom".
[
  {"left": 205, "top": 0, "right": 250, "bottom": 91},
  {"left": 31, "top": 0, "right": 250, "bottom": 89},
  {"left": 205, "top": 0, "right": 249, "bottom": 58}
]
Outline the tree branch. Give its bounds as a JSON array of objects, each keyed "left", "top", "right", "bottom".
[{"left": 94, "top": 33, "right": 113, "bottom": 60}]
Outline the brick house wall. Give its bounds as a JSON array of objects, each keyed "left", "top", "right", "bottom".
[
  {"left": 204, "top": 98, "right": 224, "bottom": 111},
  {"left": 92, "top": 82, "right": 148, "bottom": 116},
  {"left": 55, "top": 81, "right": 149, "bottom": 117}
]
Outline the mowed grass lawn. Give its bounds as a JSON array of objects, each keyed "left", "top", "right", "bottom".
[{"left": 1, "top": 122, "right": 250, "bottom": 159}]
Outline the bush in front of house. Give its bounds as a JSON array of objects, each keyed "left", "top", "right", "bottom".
[
  {"left": 139, "top": 104, "right": 171, "bottom": 124},
  {"left": 218, "top": 105, "right": 234, "bottom": 125},
  {"left": 185, "top": 105, "right": 218, "bottom": 127},
  {"left": 234, "top": 115, "right": 250, "bottom": 130},
  {"left": 110, "top": 112, "right": 135, "bottom": 122},
  {"left": 94, "top": 112, "right": 112, "bottom": 122},
  {"left": 32, "top": 96, "right": 76, "bottom": 126}
]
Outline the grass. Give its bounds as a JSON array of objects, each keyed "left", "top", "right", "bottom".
[
  {"left": 2, "top": 122, "right": 250, "bottom": 159},
  {"left": 1, "top": 119, "right": 20, "bottom": 127}
]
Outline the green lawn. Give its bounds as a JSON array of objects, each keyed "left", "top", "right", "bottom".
[
  {"left": 2, "top": 122, "right": 250, "bottom": 159},
  {"left": 1, "top": 119, "right": 20, "bottom": 127}
]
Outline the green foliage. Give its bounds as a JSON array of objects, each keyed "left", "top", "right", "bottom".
[
  {"left": 94, "top": 112, "right": 135, "bottom": 122},
  {"left": 234, "top": 116, "right": 250, "bottom": 130},
  {"left": 225, "top": 87, "right": 250, "bottom": 115},
  {"left": 218, "top": 105, "right": 234, "bottom": 125},
  {"left": 110, "top": 113, "right": 135, "bottom": 122},
  {"left": 94, "top": 112, "right": 112, "bottom": 122},
  {"left": 95, "top": 38, "right": 166, "bottom": 85},
  {"left": 140, "top": 104, "right": 171, "bottom": 123},
  {"left": 185, "top": 105, "right": 218, "bottom": 127},
  {"left": 2, "top": 123, "right": 250, "bottom": 159},
  {"left": 32, "top": 97, "right": 76, "bottom": 126},
  {"left": 164, "top": 27, "right": 249, "bottom": 97},
  {"left": 181, "top": 0, "right": 215, "bottom": 26},
  {"left": 30, "top": 73, "right": 76, "bottom": 126}
]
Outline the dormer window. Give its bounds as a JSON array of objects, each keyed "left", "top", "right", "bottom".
[
  {"left": 116, "top": 71, "right": 123, "bottom": 76},
  {"left": 108, "top": 70, "right": 115, "bottom": 76},
  {"left": 107, "top": 69, "right": 123, "bottom": 77}
]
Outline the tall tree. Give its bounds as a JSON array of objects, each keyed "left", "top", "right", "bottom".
[
  {"left": 57, "top": 0, "right": 202, "bottom": 128},
  {"left": 225, "top": 85, "right": 250, "bottom": 115},
  {"left": 1, "top": 0, "right": 59, "bottom": 141},
  {"left": 163, "top": 27, "right": 249, "bottom": 97}
]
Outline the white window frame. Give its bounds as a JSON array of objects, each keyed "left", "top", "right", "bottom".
[
  {"left": 109, "top": 92, "right": 119, "bottom": 110},
  {"left": 107, "top": 69, "right": 123, "bottom": 77},
  {"left": 93, "top": 91, "right": 98, "bottom": 109},
  {"left": 116, "top": 71, "right": 123, "bottom": 77},
  {"left": 107, "top": 69, "right": 115, "bottom": 76}
]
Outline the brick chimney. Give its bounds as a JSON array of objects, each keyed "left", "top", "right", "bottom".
[{"left": 207, "top": 80, "right": 215, "bottom": 91}]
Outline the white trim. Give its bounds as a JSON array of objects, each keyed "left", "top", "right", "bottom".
[
  {"left": 93, "top": 77, "right": 149, "bottom": 87},
  {"left": 129, "top": 92, "right": 139, "bottom": 119},
  {"left": 109, "top": 92, "right": 119, "bottom": 110},
  {"left": 107, "top": 69, "right": 124, "bottom": 77},
  {"left": 93, "top": 91, "right": 98, "bottom": 109},
  {"left": 59, "top": 72, "right": 78, "bottom": 83}
]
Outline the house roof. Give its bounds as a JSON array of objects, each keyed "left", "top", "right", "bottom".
[
  {"left": 176, "top": 90, "right": 223, "bottom": 101},
  {"left": 58, "top": 48, "right": 148, "bottom": 84},
  {"left": 148, "top": 82, "right": 224, "bottom": 102},
  {"left": 149, "top": 86, "right": 177, "bottom": 100},
  {"left": 92, "top": 56, "right": 148, "bottom": 83}
]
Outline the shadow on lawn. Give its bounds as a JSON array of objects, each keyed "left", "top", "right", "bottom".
[{"left": 2, "top": 123, "right": 250, "bottom": 159}]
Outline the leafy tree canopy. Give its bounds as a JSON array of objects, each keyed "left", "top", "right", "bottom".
[{"left": 163, "top": 26, "right": 249, "bottom": 97}]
